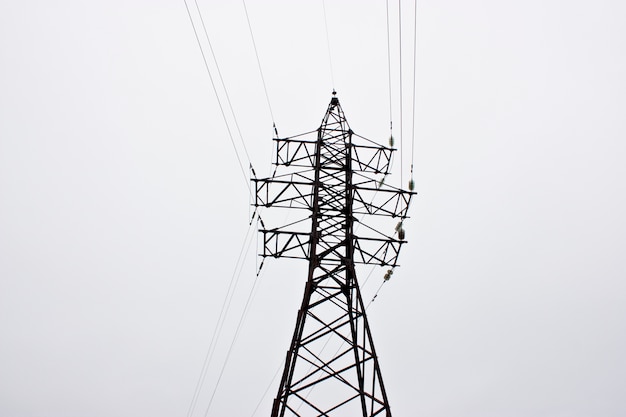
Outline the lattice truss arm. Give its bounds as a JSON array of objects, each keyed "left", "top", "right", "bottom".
[
  {"left": 274, "top": 136, "right": 393, "bottom": 174},
  {"left": 261, "top": 229, "right": 404, "bottom": 267}
]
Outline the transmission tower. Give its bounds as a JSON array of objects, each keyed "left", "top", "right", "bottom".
[{"left": 253, "top": 92, "right": 414, "bottom": 417}]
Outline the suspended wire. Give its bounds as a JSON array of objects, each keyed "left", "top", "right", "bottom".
[
  {"left": 385, "top": 0, "right": 393, "bottom": 135},
  {"left": 187, "top": 210, "right": 266, "bottom": 417},
  {"left": 250, "top": 358, "right": 284, "bottom": 417},
  {"left": 185, "top": 221, "right": 257, "bottom": 417},
  {"left": 203, "top": 245, "right": 266, "bottom": 416},
  {"left": 367, "top": 279, "right": 388, "bottom": 308},
  {"left": 321, "top": 0, "right": 335, "bottom": 89},
  {"left": 182, "top": 3, "right": 262, "bottom": 412},
  {"left": 410, "top": 0, "right": 418, "bottom": 180},
  {"left": 192, "top": 0, "right": 254, "bottom": 168},
  {"left": 184, "top": 2, "right": 311, "bottom": 410},
  {"left": 181, "top": 3, "right": 264, "bottom": 414},
  {"left": 183, "top": 0, "right": 250, "bottom": 191},
  {"left": 398, "top": 0, "right": 404, "bottom": 189},
  {"left": 242, "top": 0, "right": 276, "bottom": 125}
]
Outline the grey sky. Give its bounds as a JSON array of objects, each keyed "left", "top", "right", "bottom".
[{"left": 1, "top": 1, "right": 625, "bottom": 416}]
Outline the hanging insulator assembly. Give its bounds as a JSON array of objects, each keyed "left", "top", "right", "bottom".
[{"left": 384, "top": 269, "right": 394, "bottom": 281}]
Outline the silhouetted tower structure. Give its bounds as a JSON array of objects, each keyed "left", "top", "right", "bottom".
[{"left": 253, "top": 93, "right": 413, "bottom": 417}]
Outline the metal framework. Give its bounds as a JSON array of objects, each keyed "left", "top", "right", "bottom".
[{"left": 253, "top": 93, "right": 413, "bottom": 417}]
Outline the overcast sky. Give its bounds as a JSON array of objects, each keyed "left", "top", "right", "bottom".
[{"left": 1, "top": 1, "right": 625, "bottom": 416}]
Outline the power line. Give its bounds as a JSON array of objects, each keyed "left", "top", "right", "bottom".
[
  {"left": 182, "top": 0, "right": 250, "bottom": 191},
  {"left": 410, "top": 0, "right": 418, "bottom": 182},
  {"left": 181, "top": 4, "right": 285, "bottom": 415},
  {"left": 322, "top": 0, "right": 335, "bottom": 89},
  {"left": 250, "top": 359, "right": 284, "bottom": 417},
  {"left": 203, "top": 236, "right": 265, "bottom": 416},
  {"left": 242, "top": 0, "right": 276, "bottom": 125},
  {"left": 398, "top": 0, "right": 404, "bottom": 189},
  {"left": 185, "top": 221, "right": 257, "bottom": 417},
  {"left": 385, "top": 0, "right": 394, "bottom": 143},
  {"left": 182, "top": 4, "right": 262, "bottom": 409},
  {"left": 192, "top": 0, "right": 253, "bottom": 170}
]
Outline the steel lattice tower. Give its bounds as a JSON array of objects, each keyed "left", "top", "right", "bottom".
[{"left": 253, "top": 93, "right": 413, "bottom": 417}]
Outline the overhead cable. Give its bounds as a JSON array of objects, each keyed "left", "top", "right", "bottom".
[
  {"left": 386, "top": 0, "right": 393, "bottom": 138},
  {"left": 183, "top": 0, "right": 250, "bottom": 191},
  {"left": 410, "top": 0, "right": 418, "bottom": 182},
  {"left": 193, "top": 0, "right": 255, "bottom": 169},
  {"left": 242, "top": 0, "right": 276, "bottom": 125},
  {"left": 398, "top": 0, "right": 404, "bottom": 189},
  {"left": 203, "top": 244, "right": 266, "bottom": 417},
  {"left": 185, "top": 221, "right": 257, "bottom": 417},
  {"left": 322, "top": 0, "right": 336, "bottom": 89}
]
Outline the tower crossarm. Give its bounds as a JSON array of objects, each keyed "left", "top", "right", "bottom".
[
  {"left": 352, "top": 235, "right": 404, "bottom": 267},
  {"left": 274, "top": 137, "right": 394, "bottom": 174},
  {"left": 253, "top": 176, "right": 314, "bottom": 210},
  {"left": 261, "top": 229, "right": 310, "bottom": 260},
  {"left": 274, "top": 137, "right": 317, "bottom": 168},
  {"left": 352, "top": 184, "right": 414, "bottom": 218},
  {"left": 260, "top": 228, "right": 404, "bottom": 267},
  {"left": 350, "top": 142, "right": 394, "bottom": 174},
  {"left": 254, "top": 176, "right": 414, "bottom": 216}
]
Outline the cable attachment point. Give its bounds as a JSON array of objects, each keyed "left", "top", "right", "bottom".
[
  {"left": 395, "top": 221, "right": 405, "bottom": 240},
  {"left": 384, "top": 269, "right": 393, "bottom": 281}
]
